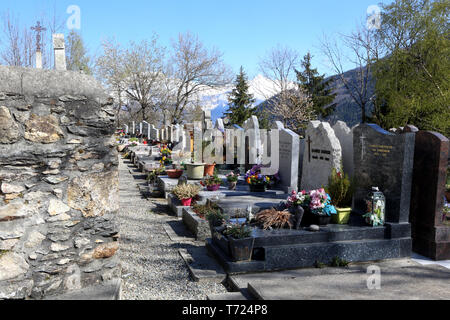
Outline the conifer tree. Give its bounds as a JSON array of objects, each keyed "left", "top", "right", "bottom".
[
  {"left": 225, "top": 66, "right": 256, "bottom": 127},
  {"left": 295, "top": 52, "right": 336, "bottom": 118},
  {"left": 66, "top": 30, "right": 92, "bottom": 74}
]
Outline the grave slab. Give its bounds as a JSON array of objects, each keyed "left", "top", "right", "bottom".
[
  {"left": 246, "top": 264, "right": 450, "bottom": 300},
  {"left": 207, "top": 220, "right": 412, "bottom": 274},
  {"left": 182, "top": 208, "right": 210, "bottom": 241}
]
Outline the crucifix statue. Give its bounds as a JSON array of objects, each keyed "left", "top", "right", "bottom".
[
  {"left": 31, "top": 21, "right": 46, "bottom": 52},
  {"left": 31, "top": 21, "right": 46, "bottom": 69}
]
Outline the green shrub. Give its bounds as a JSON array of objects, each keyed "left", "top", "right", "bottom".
[
  {"left": 224, "top": 224, "right": 252, "bottom": 239},
  {"left": 193, "top": 202, "right": 221, "bottom": 220},
  {"left": 327, "top": 166, "right": 354, "bottom": 208}
]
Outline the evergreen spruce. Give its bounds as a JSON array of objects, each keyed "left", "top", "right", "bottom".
[
  {"left": 295, "top": 52, "right": 336, "bottom": 118},
  {"left": 225, "top": 66, "right": 256, "bottom": 127},
  {"left": 66, "top": 30, "right": 92, "bottom": 74}
]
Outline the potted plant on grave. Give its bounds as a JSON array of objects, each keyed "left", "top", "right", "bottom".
[
  {"left": 226, "top": 172, "right": 239, "bottom": 190},
  {"left": 223, "top": 224, "right": 255, "bottom": 262},
  {"left": 206, "top": 208, "right": 227, "bottom": 234},
  {"left": 267, "top": 172, "right": 281, "bottom": 190},
  {"left": 147, "top": 166, "right": 166, "bottom": 185},
  {"left": 245, "top": 166, "right": 270, "bottom": 192},
  {"left": 202, "top": 141, "right": 216, "bottom": 176},
  {"left": 166, "top": 168, "right": 184, "bottom": 179},
  {"left": 201, "top": 174, "right": 223, "bottom": 191},
  {"left": 171, "top": 184, "right": 201, "bottom": 207},
  {"left": 327, "top": 167, "right": 354, "bottom": 225},
  {"left": 308, "top": 188, "right": 337, "bottom": 226}
]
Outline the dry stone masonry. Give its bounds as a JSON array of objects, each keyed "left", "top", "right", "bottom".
[{"left": 0, "top": 66, "right": 119, "bottom": 300}]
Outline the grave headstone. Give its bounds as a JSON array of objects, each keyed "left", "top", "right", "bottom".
[
  {"left": 278, "top": 127, "right": 300, "bottom": 193},
  {"left": 242, "top": 116, "right": 262, "bottom": 165},
  {"left": 150, "top": 125, "right": 159, "bottom": 141},
  {"left": 52, "top": 34, "right": 66, "bottom": 71},
  {"left": 353, "top": 124, "right": 415, "bottom": 223},
  {"left": 301, "top": 121, "right": 342, "bottom": 191},
  {"left": 202, "top": 110, "right": 213, "bottom": 132},
  {"left": 173, "top": 124, "right": 181, "bottom": 143},
  {"left": 142, "top": 121, "right": 150, "bottom": 139},
  {"left": 409, "top": 130, "right": 450, "bottom": 260},
  {"left": 215, "top": 118, "right": 225, "bottom": 133},
  {"left": 332, "top": 121, "right": 355, "bottom": 178}
]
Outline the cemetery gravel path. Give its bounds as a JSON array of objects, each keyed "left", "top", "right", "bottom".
[{"left": 117, "top": 157, "right": 227, "bottom": 300}]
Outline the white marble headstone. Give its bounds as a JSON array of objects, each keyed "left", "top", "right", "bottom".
[
  {"left": 332, "top": 121, "right": 354, "bottom": 178},
  {"left": 243, "top": 116, "right": 262, "bottom": 165},
  {"left": 301, "top": 121, "right": 342, "bottom": 191}
]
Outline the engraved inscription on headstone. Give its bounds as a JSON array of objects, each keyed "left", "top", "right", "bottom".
[{"left": 353, "top": 124, "right": 415, "bottom": 223}]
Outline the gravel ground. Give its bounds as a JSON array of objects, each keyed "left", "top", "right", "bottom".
[{"left": 118, "top": 157, "right": 228, "bottom": 300}]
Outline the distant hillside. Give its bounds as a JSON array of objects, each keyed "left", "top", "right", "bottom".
[
  {"left": 205, "top": 69, "right": 375, "bottom": 127},
  {"left": 255, "top": 67, "right": 375, "bottom": 128},
  {"left": 324, "top": 67, "right": 375, "bottom": 127}
]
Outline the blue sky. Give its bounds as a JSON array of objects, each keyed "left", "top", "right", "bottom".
[{"left": 0, "top": 0, "right": 391, "bottom": 77}]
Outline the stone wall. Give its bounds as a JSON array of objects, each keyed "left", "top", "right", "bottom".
[{"left": 0, "top": 66, "right": 119, "bottom": 299}]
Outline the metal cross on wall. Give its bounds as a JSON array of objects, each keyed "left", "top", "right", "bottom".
[
  {"left": 307, "top": 136, "right": 312, "bottom": 162},
  {"left": 31, "top": 21, "right": 46, "bottom": 52}
]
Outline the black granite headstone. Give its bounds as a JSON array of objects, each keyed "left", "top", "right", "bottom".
[
  {"left": 353, "top": 124, "right": 415, "bottom": 223},
  {"left": 409, "top": 131, "right": 450, "bottom": 260}
]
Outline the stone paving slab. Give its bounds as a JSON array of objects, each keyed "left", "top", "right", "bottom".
[
  {"left": 207, "top": 292, "right": 248, "bottom": 300},
  {"left": 44, "top": 279, "right": 121, "bottom": 300},
  {"left": 163, "top": 220, "right": 196, "bottom": 242},
  {"left": 179, "top": 247, "right": 227, "bottom": 282}
]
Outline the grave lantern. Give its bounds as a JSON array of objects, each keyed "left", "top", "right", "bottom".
[{"left": 363, "top": 187, "right": 386, "bottom": 227}]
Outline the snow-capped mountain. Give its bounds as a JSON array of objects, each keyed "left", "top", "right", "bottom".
[{"left": 198, "top": 74, "right": 293, "bottom": 124}]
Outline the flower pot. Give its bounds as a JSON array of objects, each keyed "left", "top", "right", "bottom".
[
  {"left": 228, "top": 181, "right": 237, "bottom": 190},
  {"left": 204, "top": 164, "right": 216, "bottom": 176},
  {"left": 166, "top": 169, "right": 184, "bottom": 179},
  {"left": 228, "top": 236, "right": 255, "bottom": 262},
  {"left": 181, "top": 198, "right": 192, "bottom": 207},
  {"left": 313, "top": 215, "right": 332, "bottom": 226},
  {"left": 186, "top": 163, "right": 205, "bottom": 180},
  {"left": 249, "top": 184, "right": 266, "bottom": 193},
  {"left": 332, "top": 207, "right": 351, "bottom": 225},
  {"left": 207, "top": 184, "right": 221, "bottom": 191},
  {"left": 289, "top": 205, "right": 305, "bottom": 229}
]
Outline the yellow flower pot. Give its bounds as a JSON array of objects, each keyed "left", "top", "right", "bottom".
[{"left": 332, "top": 207, "right": 352, "bottom": 225}]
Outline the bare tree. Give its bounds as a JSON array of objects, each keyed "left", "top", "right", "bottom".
[
  {"left": 320, "top": 22, "right": 380, "bottom": 123},
  {"left": 268, "top": 86, "right": 316, "bottom": 135},
  {"left": 0, "top": 7, "right": 66, "bottom": 69},
  {"left": 96, "top": 38, "right": 127, "bottom": 126},
  {"left": 259, "top": 45, "right": 300, "bottom": 94},
  {"left": 1, "top": 11, "right": 34, "bottom": 67},
  {"left": 168, "top": 32, "right": 232, "bottom": 124},
  {"left": 257, "top": 45, "right": 303, "bottom": 128},
  {"left": 123, "top": 36, "right": 166, "bottom": 123}
]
